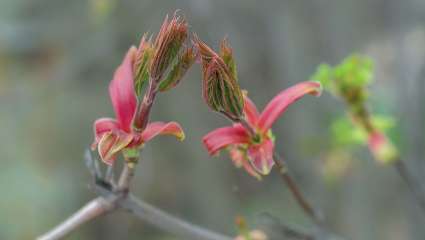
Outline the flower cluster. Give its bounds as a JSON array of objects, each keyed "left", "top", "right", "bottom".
[
  {"left": 196, "top": 38, "right": 322, "bottom": 179},
  {"left": 92, "top": 14, "right": 194, "bottom": 164},
  {"left": 91, "top": 15, "right": 323, "bottom": 178}
]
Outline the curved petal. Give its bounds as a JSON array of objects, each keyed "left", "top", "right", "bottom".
[
  {"left": 93, "top": 118, "right": 119, "bottom": 144},
  {"left": 97, "top": 131, "right": 133, "bottom": 165},
  {"left": 247, "top": 139, "right": 275, "bottom": 175},
  {"left": 109, "top": 47, "right": 138, "bottom": 132},
  {"left": 243, "top": 95, "right": 260, "bottom": 127},
  {"left": 229, "top": 146, "right": 262, "bottom": 180},
  {"left": 141, "top": 121, "right": 185, "bottom": 143},
  {"left": 202, "top": 125, "right": 250, "bottom": 156},
  {"left": 258, "top": 81, "right": 322, "bottom": 131}
]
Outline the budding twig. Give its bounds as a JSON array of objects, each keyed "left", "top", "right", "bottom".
[
  {"left": 120, "top": 195, "right": 233, "bottom": 240},
  {"left": 350, "top": 104, "right": 425, "bottom": 213},
  {"left": 37, "top": 154, "right": 234, "bottom": 240},
  {"left": 237, "top": 115, "right": 332, "bottom": 235},
  {"left": 272, "top": 154, "right": 324, "bottom": 227}
]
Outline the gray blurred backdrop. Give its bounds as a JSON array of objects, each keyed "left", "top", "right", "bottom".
[{"left": 1, "top": 0, "right": 425, "bottom": 239}]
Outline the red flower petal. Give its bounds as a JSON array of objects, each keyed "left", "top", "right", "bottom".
[
  {"left": 258, "top": 81, "right": 322, "bottom": 131},
  {"left": 97, "top": 131, "right": 133, "bottom": 165},
  {"left": 229, "top": 146, "right": 262, "bottom": 180},
  {"left": 109, "top": 47, "right": 138, "bottom": 132},
  {"left": 243, "top": 95, "right": 260, "bottom": 127},
  {"left": 141, "top": 121, "right": 185, "bottom": 143},
  {"left": 92, "top": 118, "right": 120, "bottom": 146},
  {"left": 202, "top": 125, "right": 250, "bottom": 155},
  {"left": 247, "top": 139, "right": 275, "bottom": 175}
]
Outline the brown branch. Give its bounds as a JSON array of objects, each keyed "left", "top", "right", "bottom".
[
  {"left": 272, "top": 154, "right": 351, "bottom": 240},
  {"left": 273, "top": 154, "right": 323, "bottom": 226},
  {"left": 394, "top": 160, "right": 425, "bottom": 212},
  {"left": 37, "top": 189, "right": 234, "bottom": 240},
  {"left": 120, "top": 194, "right": 233, "bottom": 240},
  {"left": 37, "top": 155, "right": 233, "bottom": 240},
  {"left": 349, "top": 105, "right": 425, "bottom": 213}
]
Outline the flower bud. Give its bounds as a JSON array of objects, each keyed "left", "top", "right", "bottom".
[
  {"left": 195, "top": 37, "right": 244, "bottom": 120},
  {"left": 159, "top": 47, "right": 195, "bottom": 92},
  {"left": 150, "top": 14, "right": 188, "bottom": 80}
]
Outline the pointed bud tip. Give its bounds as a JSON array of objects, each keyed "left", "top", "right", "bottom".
[
  {"left": 197, "top": 39, "right": 244, "bottom": 120},
  {"left": 150, "top": 13, "right": 189, "bottom": 79}
]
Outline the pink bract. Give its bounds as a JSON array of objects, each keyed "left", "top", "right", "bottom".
[
  {"left": 203, "top": 81, "right": 322, "bottom": 177},
  {"left": 92, "top": 47, "right": 184, "bottom": 164}
]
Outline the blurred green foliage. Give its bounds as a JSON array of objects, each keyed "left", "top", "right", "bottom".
[
  {"left": 331, "top": 115, "right": 396, "bottom": 147},
  {"left": 311, "top": 54, "right": 374, "bottom": 104}
]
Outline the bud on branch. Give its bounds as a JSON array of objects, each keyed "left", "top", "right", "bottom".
[
  {"left": 150, "top": 14, "right": 188, "bottom": 81},
  {"left": 311, "top": 54, "right": 399, "bottom": 164},
  {"left": 194, "top": 37, "right": 244, "bottom": 121},
  {"left": 134, "top": 35, "right": 154, "bottom": 97},
  {"left": 159, "top": 47, "right": 196, "bottom": 92}
]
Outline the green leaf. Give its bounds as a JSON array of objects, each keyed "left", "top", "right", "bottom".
[
  {"left": 159, "top": 48, "right": 195, "bottom": 92},
  {"left": 331, "top": 116, "right": 367, "bottom": 146},
  {"left": 331, "top": 114, "right": 396, "bottom": 147},
  {"left": 334, "top": 54, "right": 374, "bottom": 89},
  {"left": 134, "top": 45, "right": 153, "bottom": 97},
  {"left": 220, "top": 39, "right": 237, "bottom": 81}
]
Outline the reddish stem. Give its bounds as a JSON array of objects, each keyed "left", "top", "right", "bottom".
[{"left": 133, "top": 76, "right": 160, "bottom": 131}]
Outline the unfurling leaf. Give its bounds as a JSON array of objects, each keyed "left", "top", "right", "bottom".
[
  {"left": 220, "top": 39, "right": 237, "bottom": 80},
  {"left": 310, "top": 54, "right": 374, "bottom": 105},
  {"left": 159, "top": 47, "right": 195, "bottom": 92},
  {"left": 134, "top": 35, "right": 154, "bottom": 97},
  {"left": 195, "top": 37, "right": 244, "bottom": 120},
  {"left": 150, "top": 14, "right": 188, "bottom": 80}
]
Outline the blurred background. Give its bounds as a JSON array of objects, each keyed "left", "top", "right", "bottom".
[{"left": 1, "top": 0, "right": 424, "bottom": 239}]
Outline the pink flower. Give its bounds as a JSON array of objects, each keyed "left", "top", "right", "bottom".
[
  {"left": 367, "top": 131, "right": 398, "bottom": 164},
  {"left": 203, "top": 81, "right": 322, "bottom": 178},
  {"left": 92, "top": 47, "right": 184, "bottom": 165}
]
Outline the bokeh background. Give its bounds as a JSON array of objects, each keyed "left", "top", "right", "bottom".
[{"left": 1, "top": 0, "right": 425, "bottom": 239}]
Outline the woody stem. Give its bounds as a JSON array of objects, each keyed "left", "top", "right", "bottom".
[
  {"left": 350, "top": 105, "right": 425, "bottom": 213},
  {"left": 394, "top": 160, "right": 425, "bottom": 212},
  {"left": 237, "top": 115, "right": 323, "bottom": 226},
  {"left": 117, "top": 154, "right": 139, "bottom": 194},
  {"left": 273, "top": 154, "right": 323, "bottom": 226},
  {"left": 36, "top": 197, "right": 116, "bottom": 240}
]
